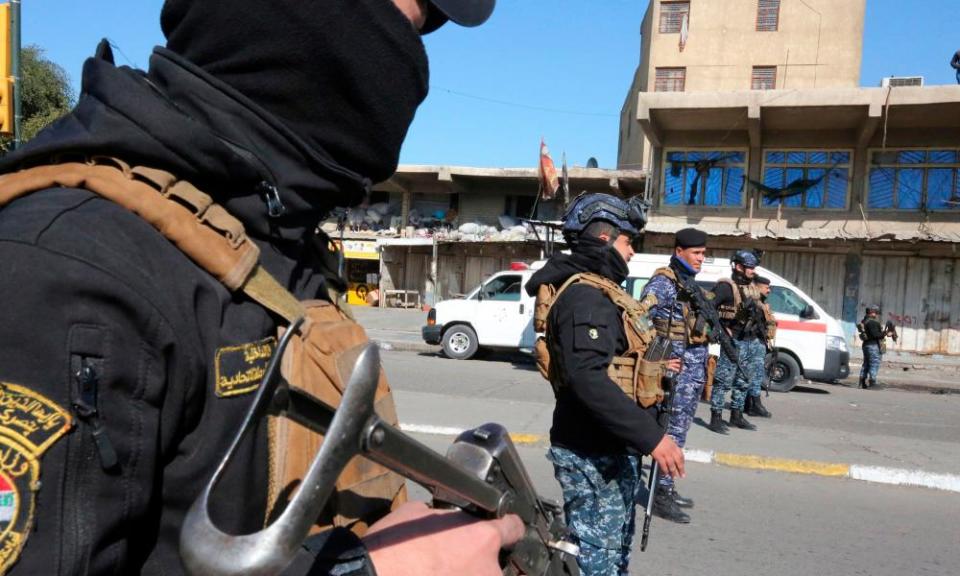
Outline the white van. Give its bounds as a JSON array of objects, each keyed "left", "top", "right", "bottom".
[
  {"left": 625, "top": 254, "right": 850, "bottom": 391},
  {"left": 422, "top": 255, "right": 850, "bottom": 392},
  {"left": 421, "top": 262, "right": 541, "bottom": 360}
]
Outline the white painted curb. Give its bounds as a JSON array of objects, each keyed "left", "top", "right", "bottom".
[{"left": 400, "top": 423, "right": 960, "bottom": 494}]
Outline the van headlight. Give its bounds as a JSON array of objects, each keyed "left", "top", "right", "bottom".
[{"left": 826, "top": 336, "right": 848, "bottom": 352}]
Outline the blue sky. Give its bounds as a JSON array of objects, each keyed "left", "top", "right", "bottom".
[{"left": 25, "top": 1, "right": 960, "bottom": 170}]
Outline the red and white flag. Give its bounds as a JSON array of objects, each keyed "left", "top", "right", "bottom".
[{"left": 538, "top": 138, "right": 560, "bottom": 200}]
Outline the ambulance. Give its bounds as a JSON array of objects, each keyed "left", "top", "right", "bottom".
[
  {"left": 421, "top": 255, "right": 850, "bottom": 392},
  {"left": 625, "top": 254, "right": 850, "bottom": 392}
]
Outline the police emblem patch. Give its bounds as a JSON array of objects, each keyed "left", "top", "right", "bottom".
[
  {"left": 0, "top": 383, "right": 73, "bottom": 573},
  {"left": 215, "top": 337, "right": 277, "bottom": 398},
  {"left": 588, "top": 328, "right": 600, "bottom": 340}
]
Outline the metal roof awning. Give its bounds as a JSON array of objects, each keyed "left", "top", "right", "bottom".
[{"left": 645, "top": 215, "right": 960, "bottom": 243}]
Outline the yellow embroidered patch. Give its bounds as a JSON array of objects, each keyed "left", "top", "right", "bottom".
[
  {"left": 0, "top": 383, "right": 73, "bottom": 574},
  {"left": 215, "top": 337, "right": 277, "bottom": 398}
]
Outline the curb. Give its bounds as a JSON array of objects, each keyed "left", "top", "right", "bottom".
[
  {"left": 399, "top": 425, "right": 960, "bottom": 494},
  {"left": 373, "top": 339, "right": 439, "bottom": 354}
]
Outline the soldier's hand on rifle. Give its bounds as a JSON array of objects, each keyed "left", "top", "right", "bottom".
[
  {"left": 666, "top": 358, "right": 682, "bottom": 373},
  {"left": 650, "top": 435, "right": 685, "bottom": 479},
  {"left": 364, "top": 501, "right": 524, "bottom": 576}
]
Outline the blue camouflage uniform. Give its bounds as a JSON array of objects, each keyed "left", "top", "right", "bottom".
[
  {"left": 712, "top": 338, "right": 765, "bottom": 411},
  {"left": 861, "top": 342, "right": 882, "bottom": 382},
  {"left": 640, "top": 270, "right": 708, "bottom": 489},
  {"left": 859, "top": 316, "right": 886, "bottom": 385},
  {"left": 710, "top": 279, "right": 766, "bottom": 412},
  {"left": 547, "top": 447, "right": 642, "bottom": 575}
]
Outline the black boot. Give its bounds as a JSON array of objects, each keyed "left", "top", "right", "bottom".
[
  {"left": 672, "top": 489, "right": 694, "bottom": 509},
  {"left": 653, "top": 487, "right": 691, "bottom": 524},
  {"left": 746, "top": 395, "right": 771, "bottom": 418},
  {"left": 729, "top": 409, "right": 757, "bottom": 430},
  {"left": 858, "top": 376, "right": 867, "bottom": 389},
  {"left": 708, "top": 410, "right": 729, "bottom": 434}
]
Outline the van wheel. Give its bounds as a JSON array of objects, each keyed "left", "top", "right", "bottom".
[
  {"left": 442, "top": 324, "right": 479, "bottom": 360},
  {"left": 766, "top": 352, "right": 800, "bottom": 392}
]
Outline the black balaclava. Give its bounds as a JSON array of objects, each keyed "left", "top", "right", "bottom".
[
  {"left": 159, "top": 0, "right": 429, "bottom": 183},
  {"left": 571, "top": 235, "right": 630, "bottom": 285}
]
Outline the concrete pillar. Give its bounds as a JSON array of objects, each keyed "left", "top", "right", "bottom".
[{"left": 841, "top": 246, "right": 863, "bottom": 343}]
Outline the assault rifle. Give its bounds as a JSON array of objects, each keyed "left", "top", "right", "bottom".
[
  {"left": 180, "top": 332, "right": 579, "bottom": 576},
  {"left": 675, "top": 274, "right": 750, "bottom": 382},
  {"left": 639, "top": 335, "right": 675, "bottom": 552},
  {"left": 884, "top": 320, "right": 899, "bottom": 342}
]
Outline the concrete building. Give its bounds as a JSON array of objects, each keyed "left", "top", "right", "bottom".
[
  {"left": 618, "top": 2, "right": 960, "bottom": 355},
  {"left": 619, "top": 0, "right": 866, "bottom": 170},
  {"left": 323, "top": 165, "right": 646, "bottom": 308}
]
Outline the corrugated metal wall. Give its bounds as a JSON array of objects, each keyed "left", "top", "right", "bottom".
[
  {"left": 858, "top": 256, "right": 960, "bottom": 354},
  {"left": 459, "top": 194, "right": 505, "bottom": 226},
  {"left": 764, "top": 251, "right": 960, "bottom": 354}
]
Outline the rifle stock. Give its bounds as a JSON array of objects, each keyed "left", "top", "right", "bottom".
[{"left": 639, "top": 334, "right": 675, "bottom": 552}]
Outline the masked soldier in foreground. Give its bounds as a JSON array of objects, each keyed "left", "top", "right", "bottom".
[
  {"left": 639, "top": 228, "right": 711, "bottom": 524},
  {"left": 526, "top": 193, "right": 684, "bottom": 575},
  {"left": 0, "top": 1, "right": 525, "bottom": 575}
]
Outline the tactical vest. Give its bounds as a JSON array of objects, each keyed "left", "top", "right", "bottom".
[
  {"left": 715, "top": 277, "right": 760, "bottom": 322},
  {"left": 649, "top": 266, "right": 710, "bottom": 346},
  {"left": 0, "top": 157, "right": 405, "bottom": 536},
  {"left": 533, "top": 272, "right": 665, "bottom": 409},
  {"left": 762, "top": 300, "right": 777, "bottom": 341}
]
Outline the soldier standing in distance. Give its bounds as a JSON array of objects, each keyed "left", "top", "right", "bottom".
[
  {"left": 526, "top": 192, "right": 684, "bottom": 575},
  {"left": 708, "top": 249, "right": 765, "bottom": 433},
  {"left": 639, "top": 227, "right": 711, "bottom": 524},
  {"left": 745, "top": 275, "right": 774, "bottom": 418},
  {"left": 857, "top": 304, "right": 891, "bottom": 389}
]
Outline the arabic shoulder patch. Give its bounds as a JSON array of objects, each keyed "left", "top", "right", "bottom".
[
  {"left": 0, "top": 382, "right": 73, "bottom": 573},
  {"left": 215, "top": 337, "right": 277, "bottom": 398}
]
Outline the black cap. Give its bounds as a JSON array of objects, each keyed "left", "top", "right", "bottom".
[
  {"left": 755, "top": 276, "right": 771, "bottom": 286},
  {"left": 674, "top": 227, "right": 708, "bottom": 248},
  {"left": 422, "top": 0, "right": 496, "bottom": 34},
  {"left": 865, "top": 304, "right": 880, "bottom": 313}
]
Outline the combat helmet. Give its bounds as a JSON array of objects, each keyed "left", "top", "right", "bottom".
[
  {"left": 731, "top": 249, "right": 761, "bottom": 269},
  {"left": 561, "top": 192, "right": 648, "bottom": 244}
]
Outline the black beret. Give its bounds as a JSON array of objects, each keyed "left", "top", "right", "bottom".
[
  {"left": 755, "top": 276, "right": 771, "bottom": 285},
  {"left": 675, "top": 227, "right": 708, "bottom": 248}
]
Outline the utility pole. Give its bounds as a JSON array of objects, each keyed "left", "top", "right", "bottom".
[{"left": 10, "top": 0, "right": 20, "bottom": 148}]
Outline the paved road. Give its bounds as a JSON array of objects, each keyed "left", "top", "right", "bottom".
[{"left": 380, "top": 349, "right": 960, "bottom": 576}]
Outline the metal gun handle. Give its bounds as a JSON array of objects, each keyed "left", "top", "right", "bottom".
[{"left": 180, "top": 334, "right": 515, "bottom": 576}]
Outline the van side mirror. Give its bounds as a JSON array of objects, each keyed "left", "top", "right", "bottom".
[{"left": 800, "top": 304, "right": 817, "bottom": 319}]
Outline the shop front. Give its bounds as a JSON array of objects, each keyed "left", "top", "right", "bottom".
[{"left": 334, "top": 239, "right": 380, "bottom": 306}]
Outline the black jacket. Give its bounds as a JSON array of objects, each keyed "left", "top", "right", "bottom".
[
  {"left": 0, "top": 46, "right": 373, "bottom": 575},
  {"left": 860, "top": 317, "right": 885, "bottom": 344},
  {"left": 527, "top": 241, "right": 664, "bottom": 457}
]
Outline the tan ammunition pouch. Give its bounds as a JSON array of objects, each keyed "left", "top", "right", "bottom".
[
  {"left": 763, "top": 302, "right": 777, "bottom": 341},
  {"left": 0, "top": 157, "right": 405, "bottom": 536},
  {"left": 534, "top": 272, "right": 664, "bottom": 408}
]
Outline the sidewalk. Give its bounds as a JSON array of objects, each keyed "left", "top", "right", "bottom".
[{"left": 354, "top": 306, "right": 960, "bottom": 393}]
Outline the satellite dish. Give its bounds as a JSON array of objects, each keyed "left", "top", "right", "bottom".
[{"left": 586, "top": 157, "right": 599, "bottom": 168}]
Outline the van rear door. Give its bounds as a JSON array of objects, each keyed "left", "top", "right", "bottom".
[{"left": 767, "top": 285, "right": 827, "bottom": 372}]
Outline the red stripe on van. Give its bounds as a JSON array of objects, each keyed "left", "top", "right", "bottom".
[{"left": 776, "top": 320, "right": 827, "bottom": 333}]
